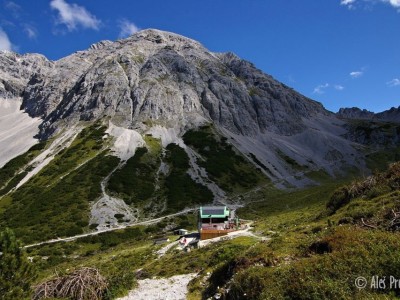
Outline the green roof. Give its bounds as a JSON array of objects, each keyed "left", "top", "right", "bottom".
[{"left": 200, "top": 206, "right": 229, "bottom": 218}]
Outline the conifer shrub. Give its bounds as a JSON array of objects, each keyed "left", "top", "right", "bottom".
[{"left": 0, "top": 228, "right": 37, "bottom": 299}]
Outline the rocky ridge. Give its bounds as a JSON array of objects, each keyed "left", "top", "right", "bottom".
[
  {"left": 0, "top": 29, "right": 398, "bottom": 188},
  {"left": 337, "top": 106, "right": 400, "bottom": 123}
]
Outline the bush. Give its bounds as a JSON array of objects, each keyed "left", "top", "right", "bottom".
[
  {"left": 107, "top": 147, "right": 157, "bottom": 205},
  {"left": 164, "top": 143, "right": 213, "bottom": 212},
  {"left": 0, "top": 228, "right": 37, "bottom": 300},
  {"left": 327, "top": 162, "right": 400, "bottom": 214}
]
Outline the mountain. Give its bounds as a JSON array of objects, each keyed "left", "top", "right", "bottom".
[
  {"left": 1, "top": 30, "right": 365, "bottom": 182},
  {"left": 337, "top": 106, "right": 400, "bottom": 123},
  {"left": 0, "top": 29, "right": 399, "bottom": 243}
]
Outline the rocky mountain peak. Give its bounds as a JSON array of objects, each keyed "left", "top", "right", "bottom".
[
  {"left": 89, "top": 40, "right": 113, "bottom": 51},
  {"left": 337, "top": 107, "right": 375, "bottom": 120},
  {"left": 6, "top": 29, "right": 327, "bottom": 140}
]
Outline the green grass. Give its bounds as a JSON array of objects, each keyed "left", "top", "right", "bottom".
[
  {"left": 366, "top": 146, "right": 400, "bottom": 172},
  {"left": 183, "top": 125, "right": 269, "bottom": 193},
  {"left": 107, "top": 136, "right": 213, "bottom": 214},
  {"left": 2, "top": 153, "right": 119, "bottom": 244},
  {"left": 0, "top": 195, "right": 12, "bottom": 214},
  {"left": 203, "top": 162, "right": 400, "bottom": 299},
  {"left": 306, "top": 168, "right": 333, "bottom": 183},
  {"left": 21, "top": 160, "right": 400, "bottom": 300},
  {"left": 2, "top": 121, "right": 399, "bottom": 298},
  {"left": 25, "top": 211, "right": 202, "bottom": 299},
  {"left": 0, "top": 123, "right": 120, "bottom": 243},
  {"left": 227, "top": 227, "right": 400, "bottom": 300}
]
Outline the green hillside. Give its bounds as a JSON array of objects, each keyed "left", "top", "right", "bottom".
[
  {"left": 5, "top": 160, "right": 393, "bottom": 299},
  {"left": 1, "top": 120, "right": 399, "bottom": 299}
]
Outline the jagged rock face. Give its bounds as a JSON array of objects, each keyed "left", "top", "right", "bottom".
[
  {"left": 338, "top": 107, "right": 400, "bottom": 123},
  {"left": 343, "top": 121, "right": 400, "bottom": 146},
  {"left": 14, "top": 29, "right": 328, "bottom": 138},
  {"left": 337, "top": 107, "right": 375, "bottom": 120},
  {"left": 0, "top": 51, "right": 53, "bottom": 99}
]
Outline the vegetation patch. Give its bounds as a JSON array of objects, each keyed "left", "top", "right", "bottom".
[
  {"left": 107, "top": 147, "right": 159, "bottom": 206},
  {"left": 366, "top": 146, "right": 400, "bottom": 172},
  {"left": 226, "top": 227, "right": 400, "bottom": 300},
  {"left": 327, "top": 161, "right": 400, "bottom": 214},
  {"left": 0, "top": 124, "right": 120, "bottom": 243},
  {"left": 164, "top": 143, "right": 212, "bottom": 213},
  {"left": 346, "top": 120, "right": 400, "bottom": 146},
  {"left": 0, "top": 141, "right": 46, "bottom": 195},
  {"left": 276, "top": 149, "right": 308, "bottom": 171},
  {"left": 183, "top": 125, "right": 268, "bottom": 193}
]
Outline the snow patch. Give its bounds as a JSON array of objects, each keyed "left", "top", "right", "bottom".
[
  {"left": 106, "top": 121, "right": 145, "bottom": 160},
  {"left": 117, "top": 273, "right": 197, "bottom": 300},
  {"left": 0, "top": 97, "right": 41, "bottom": 167}
]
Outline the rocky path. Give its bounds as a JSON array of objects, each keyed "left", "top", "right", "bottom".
[
  {"left": 24, "top": 208, "right": 196, "bottom": 249},
  {"left": 117, "top": 273, "right": 197, "bottom": 300}
]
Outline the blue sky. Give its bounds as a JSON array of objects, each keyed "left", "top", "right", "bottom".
[{"left": 0, "top": 0, "right": 399, "bottom": 113}]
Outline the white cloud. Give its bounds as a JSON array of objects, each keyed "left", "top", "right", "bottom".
[
  {"left": 340, "top": 0, "right": 357, "bottom": 9},
  {"left": 50, "top": 0, "right": 100, "bottom": 31},
  {"left": 341, "top": 0, "right": 400, "bottom": 10},
  {"left": 24, "top": 24, "right": 37, "bottom": 39},
  {"left": 335, "top": 85, "right": 345, "bottom": 90},
  {"left": 341, "top": 0, "right": 356, "bottom": 5},
  {"left": 387, "top": 78, "right": 400, "bottom": 87},
  {"left": 118, "top": 19, "right": 139, "bottom": 38},
  {"left": 4, "top": 1, "right": 21, "bottom": 13},
  {"left": 313, "top": 83, "right": 330, "bottom": 94},
  {"left": 350, "top": 71, "right": 363, "bottom": 78},
  {"left": 387, "top": 0, "right": 400, "bottom": 8},
  {"left": 0, "top": 28, "right": 13, "bottom": 51}
]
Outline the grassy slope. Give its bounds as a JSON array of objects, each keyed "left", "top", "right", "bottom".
[
  {"left": 0, "top": 123, "right": 120, "bottom": 243},
  {"left": 216, "top": 162, "right": 400, "bottom": 300},
  {"left": 24, "top": 160, "right": 400, "bottom": 300},
  {"left": 1, "top": 123, "right": 268, "bottom": 244},
  {"left": 26, "top": 213, "right": 200, "bottom": 299},
  {"left": 3, "top": 122, "right": 399, "bottom": 298}
]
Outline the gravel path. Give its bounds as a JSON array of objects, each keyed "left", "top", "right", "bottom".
[
  {"left": 24, "top": 208, "right": 195, "bottom": 248},
  {"left": 117, "top": 273, "right": 197, "bottom": 300}
]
